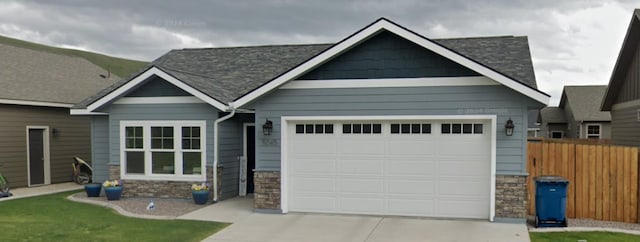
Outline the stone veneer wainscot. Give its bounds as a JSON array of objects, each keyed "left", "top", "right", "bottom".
[
  {"left": 254, "top": 170, "right": 281, "bottom": 210},
  {"left": 108, "top": 164, "right": 222, "bottom": 199}
]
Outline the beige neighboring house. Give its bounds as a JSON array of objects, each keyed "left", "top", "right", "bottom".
[
  {"left": 0, "top": 43, "right": 119, "bottom": 187},
  {"left": 539, "top": 85, "right": 611, "bottom": 139}
]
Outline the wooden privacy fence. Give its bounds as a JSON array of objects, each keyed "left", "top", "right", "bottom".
[{"left": 527, "top": 140, "right": 639, "bottom": 223}]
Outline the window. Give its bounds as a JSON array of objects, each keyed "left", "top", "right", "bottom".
[
  {"left": 586, "top": 124, "right": 601, "bottom": 139},
  {"left": 343, "top": 123, "right": 382, "bottom": 134},
  {"left": 441, "top": 123, "right": 483, "bottom": 134},
  {"left": 295, "top": 124, "right": 333, "bottom": 134},
  {"left": 391, "top": 123, "right": 431, "bottom": 134},
  {"left": 550, "top": 131, "right": 563, "bottom": 139},
  {"left": 121, "top": 121, "right": 205, "bottom": 180}
]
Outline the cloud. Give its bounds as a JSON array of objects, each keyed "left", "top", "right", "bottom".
[{"left": 0, "top": 0, "right": 636, "bottom": 103}]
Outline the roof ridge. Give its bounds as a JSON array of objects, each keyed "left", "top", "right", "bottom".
[
  {"left": 433, "top": 35, "right": 520, "bottom": 40},
  {"left": 175, "top": 43, "right": 334, "bottom": 51}
]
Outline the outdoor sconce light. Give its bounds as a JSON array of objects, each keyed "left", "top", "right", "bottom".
[
  {"left": 52, "top": 128, "right": 60, "bottom": 137},
  {"left": 262, "top": 119, "right": 273, "bottom": 136},
  {"left": 505, "top": 118, "right": 515, "bottom": 136}
]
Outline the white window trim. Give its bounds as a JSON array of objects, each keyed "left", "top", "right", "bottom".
[
  {"left": 586, "top": 123, "right": 602, "bottom": 139},
  {"left": 280, "top": 115, "right": 497, "bottom": 222},
  {"left": 120, "top": 120, "right": 207, "bottom": 181}
]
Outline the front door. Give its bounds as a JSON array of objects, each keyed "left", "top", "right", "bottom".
[
  {"left": 246, "top": 126, "right": 256, "bottom": 193},
  {"left": 28, "top": 128, "right": 45, "bottom": 186}
]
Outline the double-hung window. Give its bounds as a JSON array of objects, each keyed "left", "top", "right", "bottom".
[
  {"left": 586, "top": 124, "right": 601, "bottom": 139},
  {"left": 121, "top": 121, "right": 206, "bottom": 180}
]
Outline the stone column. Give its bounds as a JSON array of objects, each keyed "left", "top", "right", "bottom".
[
  {"left": 254, "top": 171, "right": 281, "bottom": 210},
  {"left": 495, "top": 175, "right": 527, "bottom": 220}
]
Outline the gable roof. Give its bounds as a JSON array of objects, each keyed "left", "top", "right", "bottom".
[
  {"left": 539, "top": 107, "right": 567, "bottom": 124},
  {"left": 233, "top": 18, "right": 548, "bottom": 107},
  {"left": 561, "top": 85, "right": 611, "bottom": 122},
  {"left": 74, "top": 18, "right": 548, "bottom": 112},
  {"left": 602, "top": 9, "right": 640, "bottom": 111},
  {"left": 0, "top": 43, "right": 119, "bottom": 107}
]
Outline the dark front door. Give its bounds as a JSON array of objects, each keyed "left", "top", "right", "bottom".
[
  {"left": 28, "top": 129, "right": 45, "bottom": 185},
  {"left": 246, "top": 126, "right": 256, "bottom": 193}
]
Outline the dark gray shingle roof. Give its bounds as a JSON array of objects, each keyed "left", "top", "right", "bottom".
[
  {"left": 561, "top": 85, "right": 611, "bottom": 122},
  {"left": 540, "top": 107, "right": 567, "bottom": 124},
  {"left": 0, "top": 43, "right": 119, "bottom": 104},
  {"left": 75, "top": 34, "right": 540, "bottom": 108}
]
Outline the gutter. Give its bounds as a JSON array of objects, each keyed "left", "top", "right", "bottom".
[{"left": 212, "top": 102, "right": 236, "bottom": 202}]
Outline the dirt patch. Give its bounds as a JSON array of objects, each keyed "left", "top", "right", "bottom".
[{"left": 72, "top": 192, "right": 205, "bottom": 218}]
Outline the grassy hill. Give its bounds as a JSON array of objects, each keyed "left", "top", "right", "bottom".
[{"left": 0, "top": 35, "right": 148, "bottom": 77}]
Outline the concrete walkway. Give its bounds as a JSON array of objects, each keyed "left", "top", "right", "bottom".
[
  {"left": 0, "top": 182, "right": 82, "bottom": 202},
  {"left": 178, "top": 196, "right": 254, "bottom": 223}
]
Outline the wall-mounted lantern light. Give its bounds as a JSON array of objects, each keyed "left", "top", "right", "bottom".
[
  {"left": 505, "top": 118, "right": 515, "bottom": 136},
  {"left": 52, "top": 128, "right": 60, "bottom": 138},
  {"left": 262, "top": 119, "right": 273, "bottom": 136}
]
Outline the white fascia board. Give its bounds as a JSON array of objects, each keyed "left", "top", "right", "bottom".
[
  {"left": 234, "top": 19, "right": 549, "bottom": 108},
  {"left": 70, "top": 109, "right": 108, "bottom": 115},
  {"left": 86, "top": 67, "right": 228, "bottom": 112},
  {"left": 113, "top": 96, "right": 205, "bottom": 105},
  {"left": 0, "top": 98, "right": 73, "bottom": 108},
  {"left": 280, "top": 76, "right": 498, "bottom": 89}
]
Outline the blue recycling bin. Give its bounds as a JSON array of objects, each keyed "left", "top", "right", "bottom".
[{"left": 535, "top": 176, "right": 569, "bottom": 227}]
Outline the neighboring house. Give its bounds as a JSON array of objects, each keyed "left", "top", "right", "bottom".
[
  {"left": 539, "top": 107, "right": 568, "bottom": 138},
  {"left": 527, "top": 109, "right": 541, "bottom": 137},
  {"left": 539, "top": 86, "right": 611, "bottom": 139},
  {"left": 71, "top": 18, "right": 548, "bottom": 222},
  {"left": 602, "top": 9, "right": 640, "bottom": 146},
  {"left": 0, "top": 43, "right": 119, "bottom": 187}
]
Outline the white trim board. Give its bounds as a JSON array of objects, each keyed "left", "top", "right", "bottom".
[
  {"left": 280, "top": 76, "right": 499, "bottom": 89},
  {"left": 279, "top": 114, "right": 497, "bottom": 222},
  {"left": 234, "top": 18, "right": 549, "bottom": 108},
  {"left": 82, "top": 67, "right": 227, "bottom": 113},
  {"left": 0, "top": 99, "right": 73, "bottom": 108},
  {"left": 113, "top": 96, "right": 205, "bottom": 105}
]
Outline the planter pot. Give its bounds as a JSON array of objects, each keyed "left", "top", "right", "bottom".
[
  {"left": 192, "top": 190, "right": 210, "bottom": 205},
  {"left": 84, "top": 183, "right": 102, "bottom": 197},
  {"left": 104, "top": 186, "right": 123, "bottom": 201}
]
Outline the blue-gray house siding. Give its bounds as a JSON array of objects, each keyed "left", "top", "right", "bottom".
[
  {"left": 93, "top": 102, "right": 243, "bottom": 199},
  {"left": 299, "top": 31, "right": 480, "bottom": 80},
  {"left": 254, "top": 85, "right": 536, "bottom": 175},
  {"left": 90, "top": 116, "right": 109, "bottom": 182}
]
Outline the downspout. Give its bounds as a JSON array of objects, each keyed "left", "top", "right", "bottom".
[{"left": 213, "top": 102, "right": 236, "bottom": 202}]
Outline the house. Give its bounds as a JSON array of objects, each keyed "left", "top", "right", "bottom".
[
  {"left": 0, "top": 43, "right": 118, "bottom": 187},
  {"left": 602, "top": 9, "right": 640, "bottom": 146},
  {"left": 539, "top": 85, "right": 611, "bottom": 139},
  {"left": 71, "top": 18, "right": 548, "bottom": 222}
]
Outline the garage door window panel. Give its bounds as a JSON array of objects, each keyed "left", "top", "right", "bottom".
[
  {"left": 296, "top": 124, "right": 334, "bottom": 134},
  {"left": 391, "top": 123, "right": 432, "bottom": 134},
  {"left": 343, "top": 123, "right": 382, "bottom": 134}
]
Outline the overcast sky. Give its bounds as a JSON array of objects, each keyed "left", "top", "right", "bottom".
[{"left": 0, "top": 0, "right": 637, "bottom": 105}]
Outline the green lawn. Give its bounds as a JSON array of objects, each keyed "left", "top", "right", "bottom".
[
  {"left": 530, "top": 231, "right": 640, "bottom": 242},
  {"left": 0, "top": 35, "right": 148, "bottom": 78},
  {"left": 0, "top": 191, "right": 228, "bottom": 242}
]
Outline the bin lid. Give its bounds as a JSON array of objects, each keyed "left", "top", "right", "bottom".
[{"left": 534, "top": 176, "right": 569, "bottom": 183}]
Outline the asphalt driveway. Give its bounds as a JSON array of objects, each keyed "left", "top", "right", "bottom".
[{"left": 202, "top": 213, "right": 529, "bottom": 242}]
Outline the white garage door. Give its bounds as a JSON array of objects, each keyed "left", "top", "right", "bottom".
[{"left": 286, "top": 119, "right": 492, "bottom": 219}]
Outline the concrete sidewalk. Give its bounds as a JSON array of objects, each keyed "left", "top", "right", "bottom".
[
  {"left": 178, "top": 196, "right": 254, "bottom": 223},
  {"left": 0, "top": 182, "right": 82, "bottom": 202}
]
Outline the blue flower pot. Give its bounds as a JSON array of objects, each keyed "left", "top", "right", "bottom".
[
  {"left": 192, "top": 190, "right": 209, "bottom": 205},
  {"left": 104, "top": 186, "right": 123, "bottom": 201},
  {"left": 84, "top": 183, "right": 102, "bottom": 197}
]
